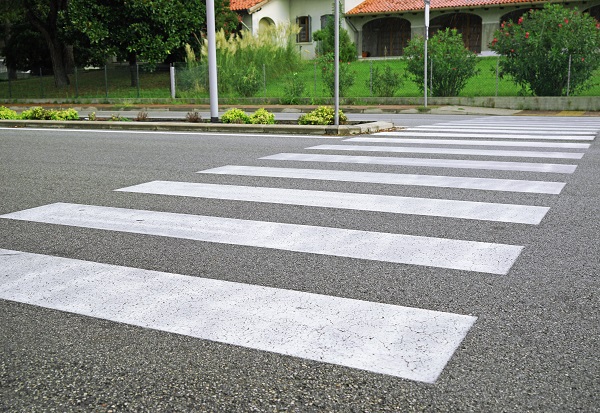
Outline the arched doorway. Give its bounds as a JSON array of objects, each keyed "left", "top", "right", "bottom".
[
  {"left": 430, "top": 13, "right": 482, "bottom": 53},
  {"left": 500, "top": 8, "right": 541, "bottom": 24},
  {"left": 258, "top": 17, "right": 275, "bottom": 34},
  {"left": 362, "top": 18, "right": 411, "bottom": 57}
]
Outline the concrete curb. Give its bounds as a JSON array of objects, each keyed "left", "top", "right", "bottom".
[{"left": 0, "top": 119, "right": 395, "bottom": 136}]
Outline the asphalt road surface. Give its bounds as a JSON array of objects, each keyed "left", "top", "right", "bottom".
[{"left": 1, "top": 115, "right": 599, "bottom": 412}]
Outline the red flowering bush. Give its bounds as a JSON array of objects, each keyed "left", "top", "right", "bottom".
[
  {"left": 404, "top": 28, "right": 478, "bottom": 97},
  {"left": 490, "top": 3, "right": 600, "bottom": 96}
]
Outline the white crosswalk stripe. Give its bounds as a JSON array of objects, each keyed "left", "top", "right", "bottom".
[
  {"left": 117, "top": 181, "right": 549, "bottom": 224},
  {"left": 2, "top": 116, "right": 597, "bottom": 383},
  {"left": 0, "top": 248, "right": 476, "bottom": 383},
  {"left": 307, "top": 144, "right": 585, "bottom": 159},
  {"left": 262, "top": 153, "right": 578, "bottom": 173},
  {"left": 199, "top": 165, "right": 566, "bottom": 194},
  {"left": 346, "top": 137, "right": 591, "bottom": 149}
]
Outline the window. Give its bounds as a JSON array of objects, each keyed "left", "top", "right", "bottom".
[
  {"left": 296, "top": 16, "right": 312, "bottom": 43},
  {"left": 320, "top": 14, "right": 333, "bottom": 29}
]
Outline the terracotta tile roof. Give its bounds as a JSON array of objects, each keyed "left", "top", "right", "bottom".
[
  {"left": 229, "top": 0, "right": 264, "bottom": 11},
  {"left": 348, "top": 0, "right": 544, "bottom": 15}
]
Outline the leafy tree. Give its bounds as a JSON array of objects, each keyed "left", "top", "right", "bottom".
[
  {"left": 67, "top": 0, "right": 208, "bottom": 86},
  {"left": 404, "top": 28, "right": 479, "bottom": 97},
  {"left": 2, "top": 20, "right": 53, "bottom": 74},
  {"left": 317, "top": 52, "right": 355, "bottom": 97},
  {"left": 490, "top": 4, "right": 600, "bottom": 96},
  {"left": 312, "top": 4, "right": 357, "bottom": 62},
  {"left": 19, "top": 0, "right": 72, "bottom": 87}
]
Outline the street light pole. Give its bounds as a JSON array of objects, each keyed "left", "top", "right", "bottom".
[
  {"left": 207, "top": 0, "right": 219, "bottom": 123},
  {"left": 424, "top": 0, "right": 430, "bottom": 108},
  {"left": 334, "top": 0, "right": 340, "bottom": 126}
]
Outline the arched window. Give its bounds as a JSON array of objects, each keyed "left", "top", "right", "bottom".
[
  {"left": 258, "top": 17, "right": 275, "bottom": 34},
  {"left": 430, "top": 13, "right": 482, "bottom": 53},
  {"left": 362, "top": 18, "right": 411, "bottom": 57},
  {"left": 500, "top": 8, "right": 541, "bottom": 25}
]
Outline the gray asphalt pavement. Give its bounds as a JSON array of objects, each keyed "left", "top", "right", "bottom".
[{"left": 1, "top": 115, "right": 599, "bottom": 412}]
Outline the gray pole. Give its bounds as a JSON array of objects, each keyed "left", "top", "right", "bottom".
[
  {"left": 207, "top": 0, "right": 219, "bottom": 123},
  {"left": 334, "top": 0, "right": 340, "bottom": 126},
  {"left": 170, "top": 64, "right": 176, "bottom": 99},
  {"left": 424, "top": 0, "right": 430, "bottom": 107}
]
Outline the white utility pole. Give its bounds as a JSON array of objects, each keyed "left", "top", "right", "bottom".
[
  {"left": 207, "top": 0, "right": 219, "bottom": 122},
  {"left": 334, "top": 0, "right": 340, "bottom": 126},
  {"left": 424, "top": 0, "right": 430, "bottom": 107}
]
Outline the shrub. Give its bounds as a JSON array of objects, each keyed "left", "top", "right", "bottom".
[
  {"left": 369, "top": 65, "right": 404, "bottom": 97},
  {"left": 221, "top": 108, "right": 250, "bottom": 124},
  {"left": 318, "top": 53, "right": 356, "bottom": 97},
  {"left": 234, "top": 64, "right": 262, "bottom": 97},
  {"left": 250, "top": 108, "right": 275, "bottom": 124},
  {"left": 313, "top": 10, "right": 357, "bottom": 62},
  {"left": 0, "top": 106, "right": 19, "bottom": 120},
  {"left": 281, "top": 72, "right": 306, "bottom": 104},
  {"left": 404, "top": 28, "right": 479, "bottom": 97},
  {"left": 298, "top": 106, "right": 347, "bottom": 125},
  {"left": 135, "top": 111, "right": 149, "bottom": 121},
  {"left": 490, "top": 4, "right": 600, "bottom": 96},
  {"left": 185, "top": 111, "right": 201, "bottom": 122},
  {"left": 20, "top": 107, "right": 79, "bottom": 120}
]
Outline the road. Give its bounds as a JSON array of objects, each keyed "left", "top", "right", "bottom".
[{"left": 1, "top": 115, "right": 599, "bottom": 412}]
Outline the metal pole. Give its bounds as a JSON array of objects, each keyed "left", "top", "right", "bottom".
[
  {"left": 424, "top": 0, "right": 430, "bottom": 107},
  {"left": 170, "top": 64, "right": 176, "bottom": 99},
  {"left": 207, "top": 0, "right": 219, "bottom": 122},
  {"left": 104, "top": 65, "right": 108, "bottom": 99},
  {"left": 334, "top": 0, "right": 340, "bottom": 126},
  {"left": 566, "top": 54, "right": 572, "bottom": 97}
]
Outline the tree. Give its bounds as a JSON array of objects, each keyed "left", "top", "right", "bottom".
[
  {"left": 404, "top": 28, "right": 479, "bottom": 97},
  {"left": 312, "top": 4, "right": 357, "bottom": 62},
  {"left": 490, "top": 4, "right": 600, "bottom": 96},
  {"left": 20, "top": 0, "right": 72, "bottom": 87},
  {"left": 68, "top": 0, "right": 208, "bottom": 86}
]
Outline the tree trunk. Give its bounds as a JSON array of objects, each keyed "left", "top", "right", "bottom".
[
  {"left": 46, "top": 37, "right": 70, "bottom": 87},
  {"left": 128, "top": 53, "right": 138, "bottom": 88}
]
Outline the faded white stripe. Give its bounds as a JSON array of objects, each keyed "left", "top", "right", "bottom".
[
  {"left": 0, "top": 248, "right": 477, "bottom": 383},
  {"left": 199, "top": 165, "right": 566, "bottom": 194},
  {"left": 117, "top": 181, "right": 549, "bottom": 224},
  {"left": 410, "top": 126, "right": 597, "bottom": 134},
  {"left": 376, "top": 131, "right": 594, "bottom": 141},
  {"left": 346, "top": 137, "right": 590, "bottom": 149},
  {"left": 262, "top": 153, "right": 577, "bottom": 174},
  {"left": 308, "top": 144, "right": 584, "bottom": 160},
  {"left": 0, "top": 203, "right": 523, "bottom": 274}
]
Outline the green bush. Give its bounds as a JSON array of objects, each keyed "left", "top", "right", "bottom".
[
  {"left": 490, "top": 4, "right": 600, "bottom": 96},
  {"left": 20, "top": 106, "right": 79, "bottom": 120},
  {"left": 313, "top": 10, "right": 357, "bottom": 62},
  {"left": 0, "top": 106, "right": 19, "bottom": 120},
  {"left": 249, "top": 108, "right": 275, "bottom": 124},
  {"left": 318, "top": 53, "right": 356, "bottom": 97},
  {"left": 221, "top": 108, "right": 250, "bottom": 124},
  {"left": 404, "top": 28, "right": 479, "bottom": 97},
  {"left": 234, "top": 64, "right": 262, "bottom": 97},
  {"left": 281, "top": 72, "right": 306, "bottom": 104},
  {"left": 369, "top": 65, "right": 404, "bottom": 97},
  {"left": 298, "top": 106, "right": 347, "bottom": 125}
]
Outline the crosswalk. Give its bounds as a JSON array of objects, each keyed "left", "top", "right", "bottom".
[{"left": 1, "top": 116, "right": 598, "bottom": 384}]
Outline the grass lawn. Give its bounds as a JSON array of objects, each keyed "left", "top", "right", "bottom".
[{"left": 1, "top": 58, "right": 599, "bottom": 101}]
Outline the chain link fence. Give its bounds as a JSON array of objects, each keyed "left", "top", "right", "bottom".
[{"left": 1, "top": 57, "right": 598, "bottom": 101}]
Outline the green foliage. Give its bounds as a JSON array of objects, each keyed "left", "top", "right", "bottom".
[
  {"left": 405, "top": 28, "right": 479, "bottom": 97},
  {"left": 281, "top": 72, "right": 307, "bottom": 104},
  {"left": 312, "top": 5, "right": 357, "bottom": 62},
  {"left": 249, "top": 108, "right": 275, "bottom": 124},
  {"left": 318, "top": 53, "right": 356, "bottom": 97},
  {"left": 221, "top": 108, "right": 250, "bottom": 124},
  {"left": 298, "top": 106, "right": 347, "bottom": 125},
  {"left": 234, "top": 64, "right": 262, "bottom": 97},
  {"left": 0, "top": 107, "right": 19, "bottom": 120},
  {"left": 68, "top": 0, "right": 207, "bottom": 64},
  {"left": 20, "top": 107, "right": 79, "bottom": 120},
  {"left": 490, "top": 4, "right": 600, "bottom": 96},
  {"left": 369, "top": 65, "right": 404, "bottom": 97}
]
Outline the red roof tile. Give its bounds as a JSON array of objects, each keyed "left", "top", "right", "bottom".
[
  {"left": 229, "top": 0, "right": 264, "bottom": 11},
  {"left": 348, "top": 0, "right": 544, "bottom": 15}
]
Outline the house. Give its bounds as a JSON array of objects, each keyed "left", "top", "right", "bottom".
[{"left": 230, "top": 0, "right": 600, "bottom": 58}]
